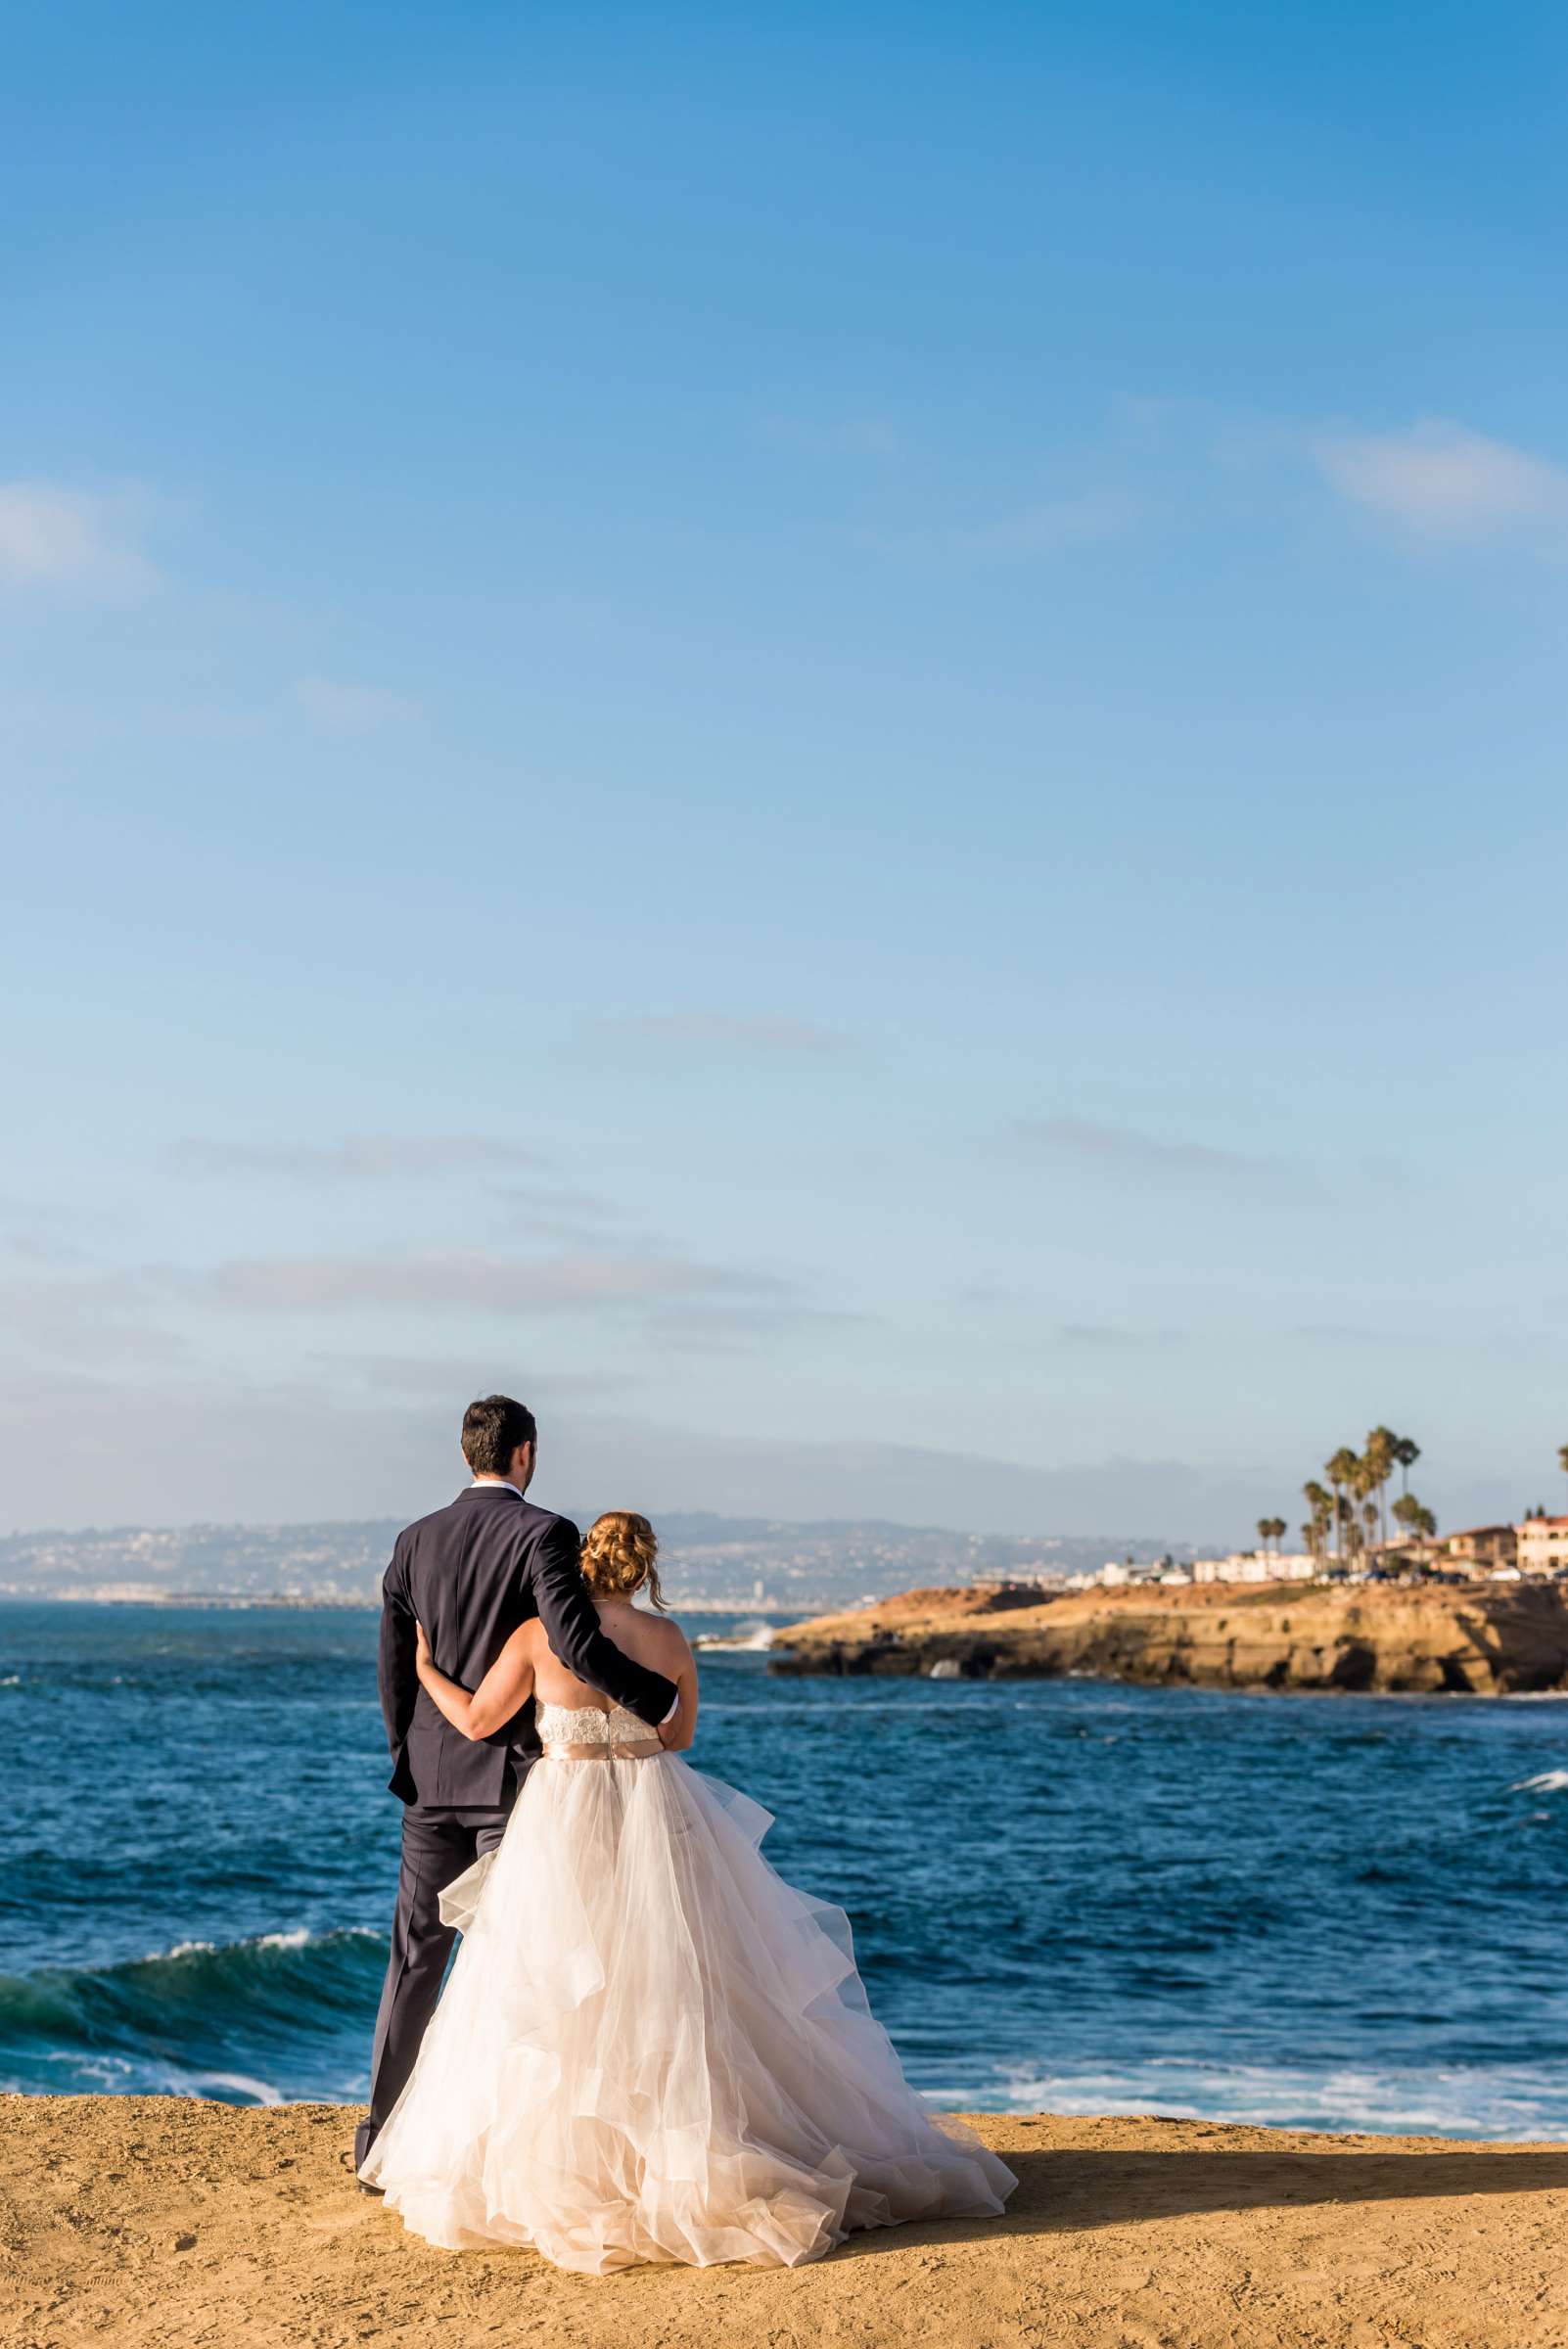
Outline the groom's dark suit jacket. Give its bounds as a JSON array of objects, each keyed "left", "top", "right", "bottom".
[{"left": 377, "top": 1484, "right": 678, "bottom": 1809}]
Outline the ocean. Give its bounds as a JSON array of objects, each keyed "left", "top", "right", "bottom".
[{"left": 3, "top": 1600, "right": 1567, "bottom": 2138}]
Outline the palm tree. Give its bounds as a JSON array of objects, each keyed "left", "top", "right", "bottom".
[
  {"left": 1558, "top": 1444, "right": 1568, "bottom": 1510},
  {"left": 1256, "top": 1517, "right": 1272, "bottom": 1556},
  {"left": 1393, "top": 1435, "right": 1420, "bottom": 1499},
  {"left": 1325, "top": 1448, "right": 1360, "bottom": 1568},
  {"left": 1392, "top": 1493, "right": 1439, "bottom": 1550},
  {"left": 1303, "top": 1481, "right": 1332, "bottom": 1566},
  {"left": 1364, "top": 1427, "right": 1398, "bottom": 1552},
  {"left": 1338, "top": 1490, "right": 1358, "bottom": 1566},
  {"left": 1349, "top": 1452, "right": 1379, "bottom": 1566}
]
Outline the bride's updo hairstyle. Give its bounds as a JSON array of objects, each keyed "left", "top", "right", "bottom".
[{"left": 580, "top": 1510, "right": 668, "bottom": 1611}]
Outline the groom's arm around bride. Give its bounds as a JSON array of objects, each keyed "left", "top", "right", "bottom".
[{"left": 378, "top": 1500, "right": 678, "bottom": 1797}]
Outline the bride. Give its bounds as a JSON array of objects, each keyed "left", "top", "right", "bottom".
[{"left": 358, "top": 1510, "right": 1016, "bottom": 2272}]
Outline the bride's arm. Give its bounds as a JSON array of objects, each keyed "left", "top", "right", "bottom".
[
  {"left": 415, "top": 1621, "right": 535, "bottom": 1740},
  {"left": 657, "top": 1636, "right": 700, "bottom": 1752}
]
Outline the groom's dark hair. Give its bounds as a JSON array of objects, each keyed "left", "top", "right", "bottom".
[{"left": 461, "top": 1394, "right": 537, "bottom": 1476}]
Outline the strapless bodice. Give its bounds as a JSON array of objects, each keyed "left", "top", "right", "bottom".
[{"left": 535, "top": 1700, "right": 655, "bottom": 1752}]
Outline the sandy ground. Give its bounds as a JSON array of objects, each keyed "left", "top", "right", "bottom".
[{"left": 5, "top": 2098, "right": 1568, "bottom": 2349}]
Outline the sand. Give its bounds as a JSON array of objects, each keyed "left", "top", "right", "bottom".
[{"left": 5, "top": 2096, "right": 1568, "bottom": 2348}]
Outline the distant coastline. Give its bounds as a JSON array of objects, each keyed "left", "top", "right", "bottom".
[
  {"left": 0, "top": 1590, "right": 804, "bottom": 1616},
  {"left": 0, "top": 1515, "right": 1188, "bottom": 1617}
]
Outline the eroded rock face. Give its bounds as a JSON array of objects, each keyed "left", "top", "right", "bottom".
[{"left": 768, "top": 1581, "right": 1568, "bottom": 1695}]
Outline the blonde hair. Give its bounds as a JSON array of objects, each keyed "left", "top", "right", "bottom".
[{"left": 580, "top": 1510, "right": 667, "bottom": 1610}]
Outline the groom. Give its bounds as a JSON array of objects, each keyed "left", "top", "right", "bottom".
[{"left": 354, "top": 1394, "right": 679, "bottom": 2173}]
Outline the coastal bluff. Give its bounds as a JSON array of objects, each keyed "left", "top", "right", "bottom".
[
  {"left": 8, "top": 2096, "right": 1568, "bottom": 2349},
  {"left": 769, "top": 1577, "right": 1568, "bottom": 1694}
]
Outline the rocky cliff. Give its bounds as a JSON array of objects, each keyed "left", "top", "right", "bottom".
[{"left": 769, "top": 1578, "right": 1568, "bottom": 1695}]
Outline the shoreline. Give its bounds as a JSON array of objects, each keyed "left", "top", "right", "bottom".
[{"left": 9, "top": 2096, "right": 1568, "bottom": 2347}]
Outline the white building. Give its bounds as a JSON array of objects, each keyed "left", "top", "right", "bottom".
[
  {"left": 1192, "top": 1551, "right": 1318, "bottom": 1586},
  {"left": 1517, "top": 1516, "right": 1568, "bottom": 1575}
]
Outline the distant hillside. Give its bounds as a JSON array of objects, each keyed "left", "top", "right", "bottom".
[{"left": 0, "top": 1517, "right": 1195, "bottom": 1612}]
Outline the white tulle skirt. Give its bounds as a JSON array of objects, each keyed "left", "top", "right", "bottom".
[{"left": 360, "top": 1749, "right": 1016, "bottom": 2272}]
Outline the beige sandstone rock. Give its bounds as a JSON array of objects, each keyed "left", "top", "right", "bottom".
[{"left": 770, "top": 1578, "right": 1568, "bottom": 1694}]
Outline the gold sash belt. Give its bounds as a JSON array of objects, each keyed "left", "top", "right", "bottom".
[{"left": 542, "top": 1737, "right": 665, "bottom": 1762}]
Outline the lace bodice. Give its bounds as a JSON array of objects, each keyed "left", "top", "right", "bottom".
[{"left": 536, "top": 1700, "right": 650, "bottom": 1748}]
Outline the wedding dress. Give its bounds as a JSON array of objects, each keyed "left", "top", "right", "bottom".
[{"left": 359, "top": 1701, "right": 1016, "bottom": 2271}]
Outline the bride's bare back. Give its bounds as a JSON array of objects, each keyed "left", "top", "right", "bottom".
[
  {"left": 526, "top": 1599, "right": 696, "bottom": 1739},
  {"left": 416, "top": 1511, "right": 699, "bottom": 1750}
]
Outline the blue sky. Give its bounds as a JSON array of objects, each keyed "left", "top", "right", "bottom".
[{"left": 3, "top": 3, "right": 1565, "bottom": 1538}]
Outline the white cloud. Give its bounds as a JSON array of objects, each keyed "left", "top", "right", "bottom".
[
  {"left": 968, "top": 484, "right": 1146, "bottom": 552},
  {"left": 1312, "top": 419, "right": 1568, "bottom": 537},
  {"left": 754, "top": 412, "right": 908, "bottom": 460},
  {"left": 639, "top": 1296, "right": 869, "bottom": 1353},
  {"left": 0, "top": 481, "right": 158, "bottom": 589},
  {"left": 0, "top": 1194, "right": 101, "bottom": 1267},
  {"left": 1015, "top": 1115, "right": 1271, "bottom": 1178},
  {"left": 204, "top": 1250, "right": 790, "bottom": 1313},
  {"left": 492, "top": 1183, "right": 622, "bottom": 1247},
  {"left": 172, "top": 1136, "right": 538, "bottom": 1182},
  {"left": 1057, "top": 1322, "right": 1184, "bottom": 1349},
  {"left": 303, "top": 1351, "right": 636, "bottom": 1400},
  {"left": 295, "top": 676, "right": 424, "bottom": 728},
  {"left": 596, "top": 1012, "right": 853, "bottom": 1054},
  {"left": 0, "top": 1272, "right": 188, "bottom": 1367}
]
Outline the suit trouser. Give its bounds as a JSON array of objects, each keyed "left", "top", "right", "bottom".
[{"left": 354, "top": 1799, "right": 513, "bottom": 2170}]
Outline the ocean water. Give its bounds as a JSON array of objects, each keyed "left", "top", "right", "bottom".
[{"left": 3, "top": 1601, "right": 1568, "bottom": 2138}]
